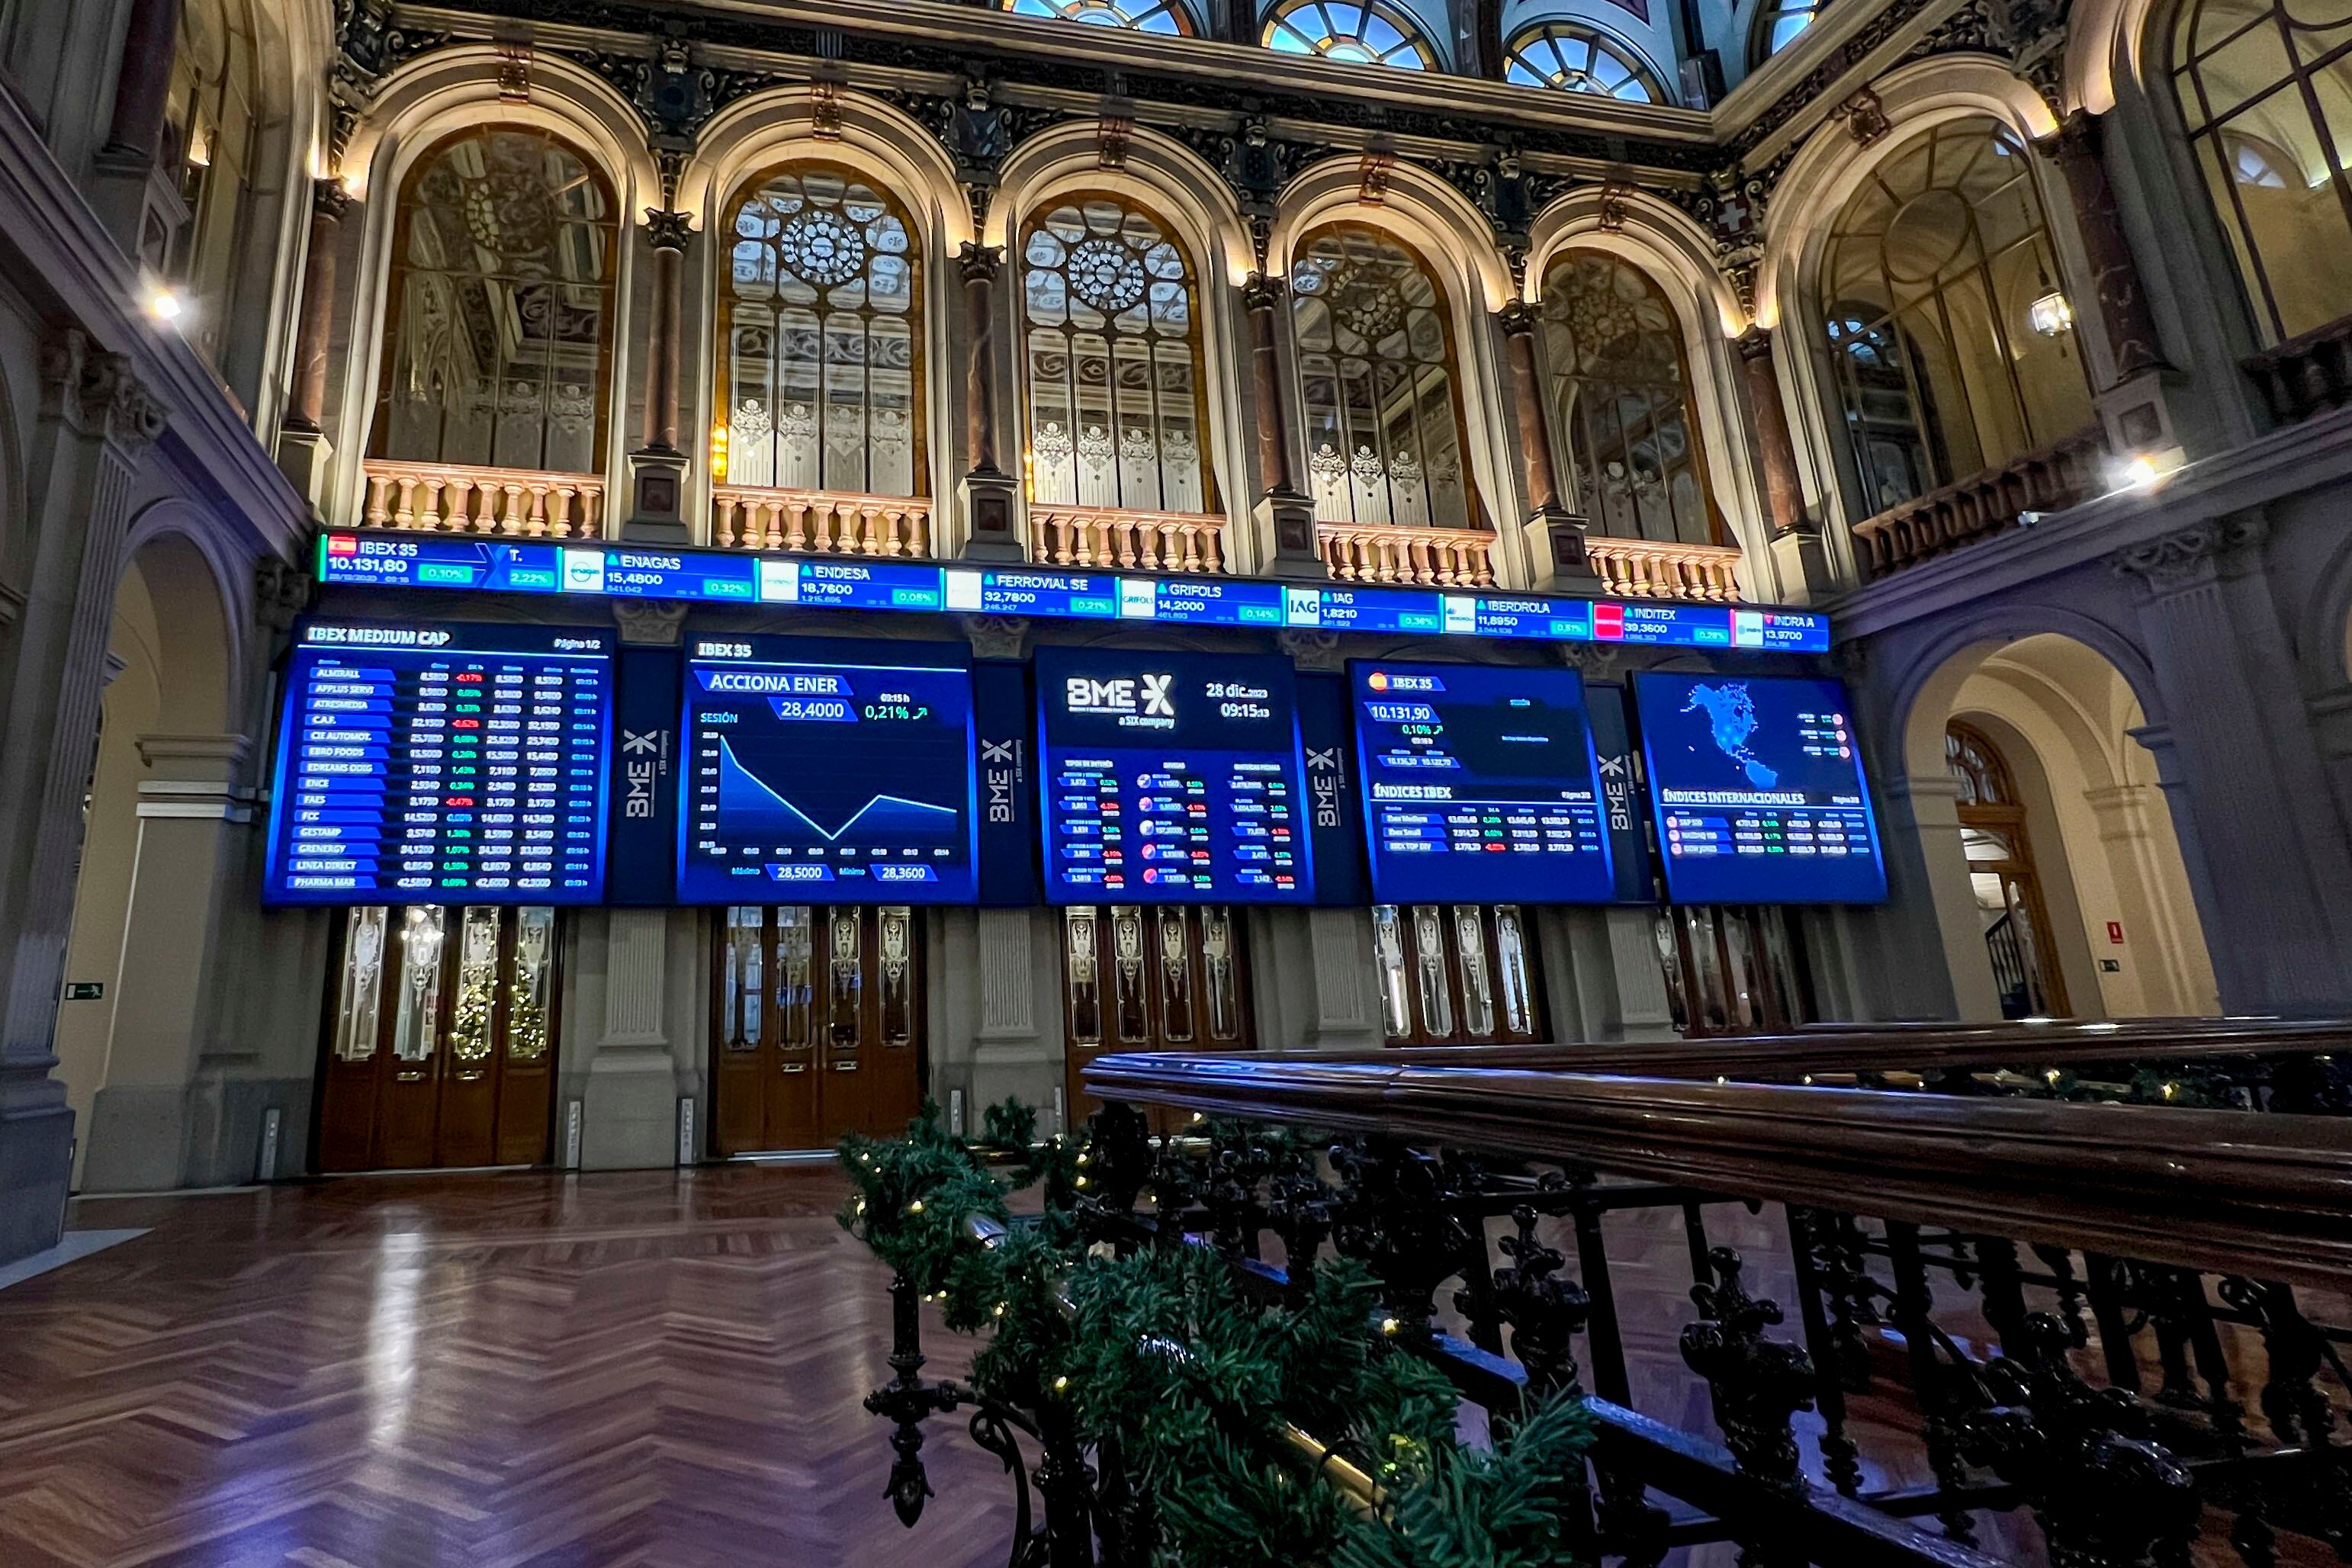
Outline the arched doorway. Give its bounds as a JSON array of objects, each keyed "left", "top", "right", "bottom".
[
  {"left": 56, "top": 530, "right": 243, "bottom": 1190},
  {"left": 1901, "top": 633, "right": 2219, "bottom": 1020},
  {"left": 1946, "top": 720, "right": 2068, "bottom": 1018}
]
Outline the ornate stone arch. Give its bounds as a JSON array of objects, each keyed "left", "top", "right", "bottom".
[
  {"left": 115, "top": 500, "right": 254, "bottom": 741},
  {"left": 2064, "top": 0, "right": 2160, "bottom": 116},
  {"left": 680, "top": 88, "right": 970, "bottom": 520},
  {"left": 1271, "top": 157, "right": 1522, "bottom": 569},
  {"left": 1759, "top": 59, "right": 2076, "bottom": 536},
  {"left": 1890, "top": 602, "right": 2164, "bottom": 782},
  {"left": 333, "top": 49, "right": 660, "bottom": 524},
  {"left": 1523, "top": 188, "right": 1769, "bottom": 567}
]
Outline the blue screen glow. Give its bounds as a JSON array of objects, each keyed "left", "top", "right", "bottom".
[
  {"left": 1036, "top": 647, "right": 1313, "bottom": 904},
  {"left": 262, "top": 621, "right": 612, "bottom": 905},
  {"left": 1634, "top": 671, "right": 1888, "bottom": 904},
  {"left": 677, "top": 637, "right": 979, "bottom": 904},
  {"left": 1350, "top": 661, "right": 1615, "bottom": 904}
]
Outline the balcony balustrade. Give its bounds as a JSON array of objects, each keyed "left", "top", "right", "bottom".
[
  {"left": 1584, "top": 534, "right": 1746, "bottom": 602},
  {"left": 1316, "top": 522, "right": 1496, "bottom": 586},
  {"left": 360, "top": 460, "right": 606, "bottom": 538},
  {"left": 1028, "top": 504, "right": 1228, "bottom": 574},
  {"left": 1852, "top": 426, "right": 2108, "bottom": 579},
  {"left": 711, "top": 484, "right": 933, "bottom": 557},
  {"left": 2244, "top": 310, "right": 2352, "bottom": 426}
]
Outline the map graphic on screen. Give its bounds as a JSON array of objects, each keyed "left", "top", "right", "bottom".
[
  {"left": 678, "top": 638, "right": 978, "bottom": 904},
  {"left": 1036, "top": 647, "right": 1313, "bottom": 904},
  {"left": 262, "top": 621, "right": 612, "bottom": 905},
  {"left": 1634, "top": 671, "right": 1888, "bottom": 904},
  {"left": 1349, "top": 660, "right": 1615, "bottom": 904}
]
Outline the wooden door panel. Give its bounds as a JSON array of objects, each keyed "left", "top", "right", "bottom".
[{"left": 1063, "top": 906, "right": 1250, "bottom": 1127}]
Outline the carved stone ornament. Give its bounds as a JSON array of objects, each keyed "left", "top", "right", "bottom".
[
  {"left": 643, "top": 206, "right": 694, "bottom": 252},
  {"left": 1839, "top": 88, "right": 1892, "bottom": 146},
  {"left": 961, "top": 613, "right": 1031, "bottom": 662},
  {"left": 1596, "top": 179, "right": 1633, "bottom": 233},
  {"left": 255, "top": 554, "right": 312, "bottom": 631},
  {"left": 1736, "top": 323, "right": 1775, "bottom": 364},
  {"left": 1496, "top": 296, "right": 1536, "bottom": 339},
  {"left": 1241, "top": 270, "right": 1285, "bottom": 314},
  {"left": 612, "top": 597, "right": 690, "bottom": 646},
  {"left": 957, "top": 239, "right": 1004, "bottom": 286},
  {"left": 42, "top": 331, "right": 165, "bottom": 453},
  {"left": 811, "top": 78, "right": 844, "bottom": 141},
  {"left": 1277, "top": 628, "right": 1344, "bottom": 671},
  {"left": 1357, "top": 151, "right": 1396, "bottom": 205},
  {"left": 1096, "top": 113, "right": 1134, "bottom": 171},
  {"left": 494, "top": 42, "right": 532, "bottom": 103},
  {"left": 312, "top": 176, "right": 353, "bottom": 223},
  {"left": 2112, "top": 513, "right": 2267, "bottom": 595}
]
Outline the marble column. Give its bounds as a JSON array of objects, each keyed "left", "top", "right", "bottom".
[
  {"left": 1242, "top": 272, "right": 1324, "bottom": 578},
  {"left": 2116, "top": 516, "right": 2352, "bottom": 1012},
  {"left": 1875, "top": 772, "right": 2004, "bottom": 1021},
  {"left": 1496, "top": 298, "right": 1597, "bottom": 591},
  {"left": 958, "top": 241, "right": 1023, "bottom": 560},
  {"left": 624, "top": 209, "right": 694, "bottom": 544},
  {"left": 1738, "top": 326, "right": 1835, "bottom": 599},
  {"left": 2040, "top": 111, "right": 2177, "bottom": 454},
  {"left": 278, "top": 179, "right": 350, "bottom": 506},
  {"left": 80, "top": 734, "right": 254, "bottom": 1193},
  {"left": 101, "top": 0, "right": 182, "bottom": 164},
  {"left": 0, "top": 333, "right": 163, "bottom": 1262}
]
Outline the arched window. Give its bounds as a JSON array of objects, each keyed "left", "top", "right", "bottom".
[
  {"left": 1537, "top": 252, "right": 1724, "bottom": 546},
  {"left": 1005, "top": 0, "right": 1196, "bottom": 31},
  {"left": 1264, "top": 0, "right": 1441, "bottom": 69},
  {"left": 162, "top": 0, "right": 262, "bottom": 364},
  {"left": 1504, "top": 21, "right": 1666, "bottom": 101},
  {"left": 1817, "top": 118, "right": 2093, "bottom": 517},
  {"left": 374, "top": 126, "right": 619, "bottom": 476},
  {"left": 2173, "top": 0, "right": 2352, "bottom": 343},
  {"left": 1290, "top": 223, "right": 1474, "bottom": 530},
  {"left": 1750, "top": 0, "right": 1826, "bottom": 62},
  {"left": 1020, "top": 195, "right": 1213, "bottom": 513},
  {"left": 718, "top": 165, "right": 922, "bottom": 497}
]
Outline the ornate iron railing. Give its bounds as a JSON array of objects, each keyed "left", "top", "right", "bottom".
[
  {"left": 973, "top": 1023, "right": 2352, "bottom": 1566},
  {"left": 1029, "top": 503, "right": 1229, "bottom": 573},
  {"left": 360, "top": 459, "right": 606, "bottom": 538},
  {"left": 710, "top": 484, "right": 933, "bottom": 557},
  {"left": 1851, "top": 427, "right": 2109, "bottom": 580},
  {"left": 1317, "top": 522, "right": 1497, "bottom": 586},
  {"left": 1584, "top": 535, "right": 1746, "bottom": 602}
]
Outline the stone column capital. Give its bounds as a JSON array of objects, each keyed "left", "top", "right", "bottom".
[
  {"left": 642, "top": 206, "right": 694, "bottom": 252},
  {"left": 957, "top": 240, "right": 1004, "bottom": 285},
  {"left": 2112, "top": 513, "right": 2267, "bottom": 596},
  {"left": 1241, "top": 270, "right": 1287, "bottom": 313},
  {"left": 41, "top": 332, "right": 165, "bottom": 454}
]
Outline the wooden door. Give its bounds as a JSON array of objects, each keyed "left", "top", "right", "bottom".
[
  {"left": 710, "top": 904, "right": 925, "bottom": 1155},
  {"left": 1369, "top": 904, "right": 1546, "bottom": 1047},
  {"left": 1655, "top": 904, "right": 1814, "bottom": 1037},
  {"left": 315, "top": 905, "right": 562, "bottom": 1172},
  {"left": 1062, "top": 905, "right": 1252, "bottom": 1126}
]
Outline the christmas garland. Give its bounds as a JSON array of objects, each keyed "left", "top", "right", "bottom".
[{"left": 840, "top": 1104, "right": 1595, "bottom": 1568}]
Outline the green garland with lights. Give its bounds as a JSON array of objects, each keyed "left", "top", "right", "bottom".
[{"left": 840, "top": 1104, "right": 1595, "bottom": 1568}]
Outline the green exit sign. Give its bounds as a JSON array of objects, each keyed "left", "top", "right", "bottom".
[{"left": 64, "top": 982, "right": 103, "bottom": 1001}]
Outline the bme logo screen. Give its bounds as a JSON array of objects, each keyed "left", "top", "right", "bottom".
[{"left": 1036, "top": 647, "right": 1313, "bottom": 905}]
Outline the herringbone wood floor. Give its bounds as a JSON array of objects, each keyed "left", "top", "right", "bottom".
[{"left": 0, "top": 1168, "right": 1018, "bottom": 1568}]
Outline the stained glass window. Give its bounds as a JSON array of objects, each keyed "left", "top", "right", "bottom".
[
  {"left": 1817, "top": 118, "right": 2092, "bottom": 516},
  {"left": 1003, "top": 0, "right": 1194, "bottom": 32},
  {"left": 1751, "top": 0, "right": 1826, "bottom": 61},
  {"left": 1264, "top": 0, "right": 1441, "bottom": 69},
  {"left": 2174, "top": 0, "right": 2352, "bottom": 343},
  {"left": 1021, "top": 196, "right": 1212, "bottom": 513},
  {"left": 1504, "top": 21, "right": 1666, "bottom": 101},
  {"left": 376, "top": 126, "right": 618, "bottom": 474},
  {"left": 1538, "top": 252, "right": 1724, "bottom": 545},
  {"left": 1290, "top": 223, "right": 1473, "bottom": 529},
  {"left": 718, "top": 165, "right": 923, "bottom": 496}
]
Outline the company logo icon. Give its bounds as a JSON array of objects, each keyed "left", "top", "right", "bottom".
[
  {"left": 1065, "top": 674, "right": 1179, "bottom": 720},
  {"left": 1141, "top": 673, "right": 1175, "bottom": 717},
  {"left": 980, "top": 739, "right": 1017, "bottom": 765},
  {"left": 621, "top": 729, "right": 662, "bottom": 756}
]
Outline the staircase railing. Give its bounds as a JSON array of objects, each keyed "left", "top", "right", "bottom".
[{"left": 1062, "top": 1025, "right": 2352, "bottom": 1563}]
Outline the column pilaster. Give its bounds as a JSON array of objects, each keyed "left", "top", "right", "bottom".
[
  {"left": 278, "top": 178, "right": 352, "bottom": 508},
  {"left": 956, "top": 240, "right": 1023, "bottom": 561},
  {"left": 1736, "top": 326, "right": 1835, "bottom": 599},
  {"left": 1497, "top": 297, "right": 1597, "bottom": 593},
  {"left": 1242, "top": 271, "right": 1324, "bottom": 580},
  {"left": 625, "top": 207, "right": 695, "bottom": 545},
  {"left": 0, "top": 333, "right": 164, "bottom": 1260},
  {"left": 2040, "top": 111, "right": 2180, "bottom": 456}
]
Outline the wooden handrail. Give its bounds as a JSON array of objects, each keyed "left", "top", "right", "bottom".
[
  {"left": 1206, "top": 1016, "right": 2352, "bottom": 1079},
  {"left": 1082, "top": 1052, "right": 2352, "bottom": 1291}
]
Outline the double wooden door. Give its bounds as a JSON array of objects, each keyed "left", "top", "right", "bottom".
[
  {"left": 711, "top": 905, "right": 925, "bottom": 1155},
  {"left": 1062, "top": 905, "right": 1252, "bottom": 1125},
  {"left": 316, "top": 905, "right": 562, "bottom": 1171},
  {"left": 1370, "top": 904, "right": 1546, "bottom": 1046}
]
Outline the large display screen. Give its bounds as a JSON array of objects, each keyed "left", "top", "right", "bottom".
[
  {"left": 678, "top": 637, "right": 979, "bottom": 904},
  {"left": 317, "top": 532, "right": 1831, "bottom": 654},
  {"left": 1349, "top": 661, "right": 1614, "bottom": 904},
  {"left": 1036, "top": 647, "right": 1313, "bottom": 904},
  {"left": 1633, "top": 672, "right": 1888, "bottom": 904},
  {"left": 262, "top": 621, "right": 612, "bottom": 904}
]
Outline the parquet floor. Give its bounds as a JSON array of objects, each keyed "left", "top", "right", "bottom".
[{"left": 0, "top": 1168, "right": 1017, "bottom": 1568}]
